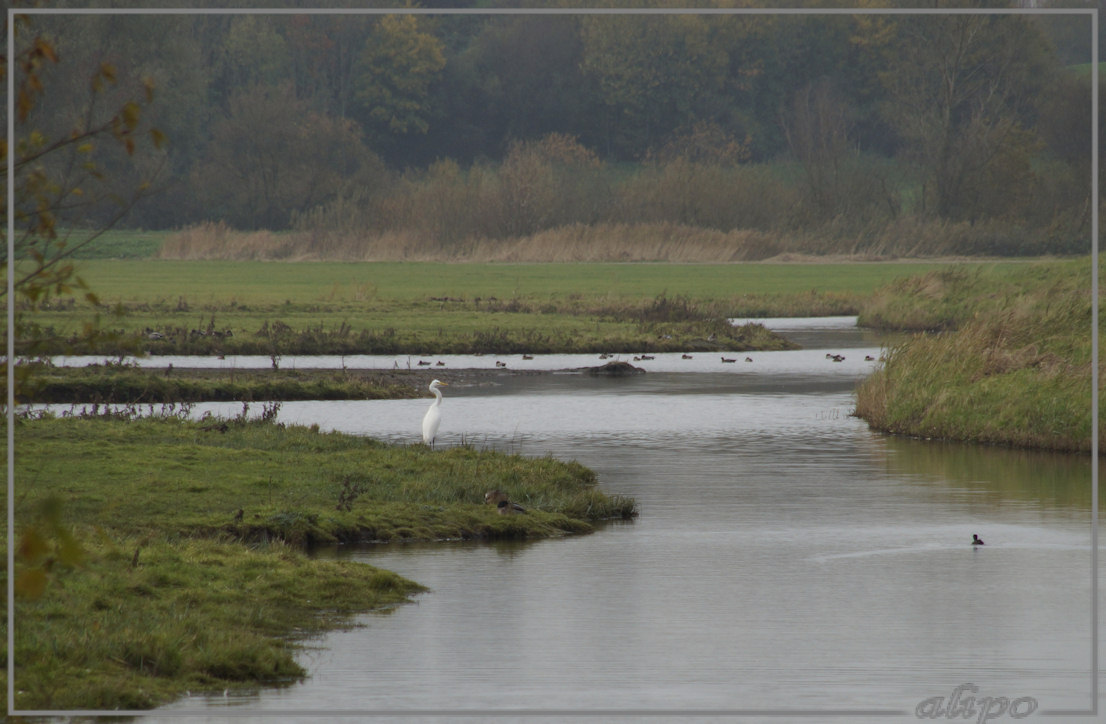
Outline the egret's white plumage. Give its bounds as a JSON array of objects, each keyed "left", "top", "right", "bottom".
[{"left": 422, "top": 379, "right": 447, "bottom": 445}]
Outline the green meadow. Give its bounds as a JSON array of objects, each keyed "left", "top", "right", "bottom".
[
  {"left": 24, "top": 258, "right": 984, "bottom": 358},
  {"left": 67, "top": 258, "right": 960, "bottom": 304}
]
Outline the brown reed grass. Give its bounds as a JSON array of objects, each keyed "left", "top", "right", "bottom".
[{"left": 160, "top": 217, "right": 1043, "bottom": 264}]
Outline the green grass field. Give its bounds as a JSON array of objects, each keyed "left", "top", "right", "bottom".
[
  {"left": 21, "top": 258, "right": 992, "bottom": 357},
  {"left": 15, "top": 255, "right": 1044, "bottom": 357},
  {"left": 36, "top": 228, "right": 1024, "bottom": 313},
  {"left": 56, "top": 228, "right": 170, "bottom": 260},
  {"left": 67, "top": 258, "right": 965, "bottom": 305}
]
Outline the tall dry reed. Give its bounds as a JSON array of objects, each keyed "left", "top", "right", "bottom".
[{"left": 160, "top": 134, "right": 1089, "bottom": 262}]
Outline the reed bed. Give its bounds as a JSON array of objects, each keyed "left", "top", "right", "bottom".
[
  {"left": 159, "top": 215, "right": 1068, "bottom": 264},
  {"left": 159, "top": 222, "right": 784, "bottom": 263}
]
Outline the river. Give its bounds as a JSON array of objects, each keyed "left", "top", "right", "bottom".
[{"left": 136, "top": 317, "right": 1095, "bottom": 722}]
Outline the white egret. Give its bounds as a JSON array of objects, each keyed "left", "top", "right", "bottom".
[{"left": 422, "top": 379, "right": 448, "bottom": 446}]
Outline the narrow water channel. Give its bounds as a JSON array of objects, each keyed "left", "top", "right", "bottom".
[{"left": 143, "top": 318, "right": 1096, "bottom": 721}]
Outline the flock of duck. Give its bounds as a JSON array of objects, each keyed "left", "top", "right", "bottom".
[
  {"left": 145, "top": 327, "right": 233, "bottom": 340},
  {"left": 409, "top": 351, "right": 881, "bottom": 369}
]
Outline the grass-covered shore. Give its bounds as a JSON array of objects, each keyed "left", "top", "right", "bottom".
[
  {"left": 8, "top": 412, "right": 636, "bottom": 710},
  {"left": 12, "top": 533, "right": 423, "bottom": 710},
  {"left": 854, "top": 258, "right": 1097, "bottom": 453},
  {"left": 21, "top": 364, "right": 424, "bottom": 404}
]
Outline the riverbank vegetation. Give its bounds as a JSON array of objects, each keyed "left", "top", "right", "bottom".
[
  {"left": 20, "top": 364, "right": 424, "bottom": 404},
  {"left": 12, "top": 531, "right": 423, "bottom": 710},
  {"left": 9, "top": 411, "right": 636, "bottom": 709},
  {"left": 854, "top": 258, "right": 1097, "bottom": 453}
]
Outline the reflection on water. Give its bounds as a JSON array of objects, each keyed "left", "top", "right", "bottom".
[
  {"left": 135, "top": 320, "right": 1097, "bottom": 721},
  {"left": 880, "top": 437, "right": 1097, "bottom": 513}
]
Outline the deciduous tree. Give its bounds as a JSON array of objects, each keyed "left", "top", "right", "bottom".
[
  {"left": 876, "top": 15, "right": 1053, "bottom": 221},
  {"left": 191, "top": 83, "right": 383, "bottom": 230},
  {"left": 579, "top": 14, "right": 730, "bottom": 158},
  {"left": 352, "top": 14, "right": 445, "bottom": 153}
]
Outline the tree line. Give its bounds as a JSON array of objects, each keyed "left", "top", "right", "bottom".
[{"left": 16, "top": 2, "right": 1099, "bottom": 256}]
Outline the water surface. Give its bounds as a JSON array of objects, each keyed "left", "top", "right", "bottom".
[{"left": 130, "top": 319, "right": 1097, "bottom": 720}]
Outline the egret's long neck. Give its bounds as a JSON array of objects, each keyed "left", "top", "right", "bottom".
[{"left": 431, "top": 388, "right": 443, "bottom": 405}]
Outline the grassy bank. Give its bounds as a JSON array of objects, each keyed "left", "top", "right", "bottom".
[
  {"left": 11, "top": 533, "right": 422, "bottom": 710},
  {"left": 15, "top": 413, "right": 634, "bottom": 552},
  {"left": 22, "top": 364, "right": 424, "bottom": 404},
  {"left": 26, "top": 310, "right": 795, "bottom": 357},
  {"left": 10, "top": 413, "right": 636, "bottom": 710},
  {"left": 854, "top": 258, "right": 1097, "bottom": 453},
  {"left": 21, "top": 258, "right": 978, "bottom": 357}
]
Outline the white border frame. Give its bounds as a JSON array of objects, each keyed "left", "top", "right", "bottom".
[{"left": 6, "top": 5, "right": 1098, "bottom": 719}]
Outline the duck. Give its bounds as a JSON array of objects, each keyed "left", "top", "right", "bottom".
[
  {"left": 681, "top": 354, "right": 693, "bottom": 360},
  {"left": 497, "top": 499, "right": 527, "bottom": 515},
  {"left": 972, "top": 534, "right": 985, "bottom": 546},
  {"left": 485, "top": 489, "right": 508, "bottom": 505},
  {"left": 485, "top": 490, "right": 526, "bottom": 514},
  {"left": 721, "top": 357, "right": 737, "bottom": 363}
]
